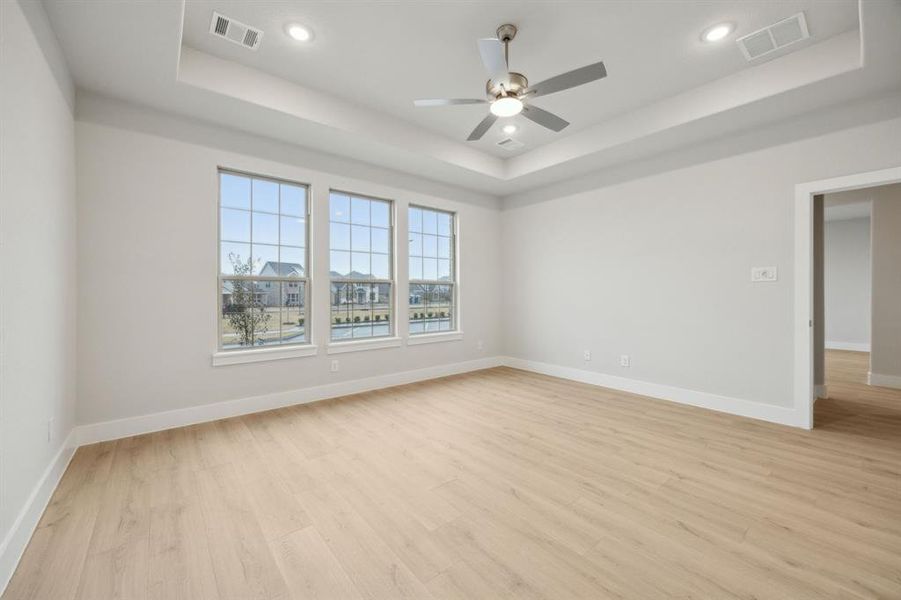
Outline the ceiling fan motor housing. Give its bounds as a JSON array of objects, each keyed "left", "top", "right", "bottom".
[
  {"left": 486, "top": 72, "right": 528, "bottom": 99},
  {"left": 496, "top": 24, "right": 517, "bottom": 43}
]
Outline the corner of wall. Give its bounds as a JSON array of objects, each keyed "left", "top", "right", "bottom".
[
  {"left": 0, "top": 431, "right": 77, "bottom": 593},
  {"left": 0, "top": 0, "right": 78, "bottom": 593},
  {"left": 15, "top": 0, "right": 74, "bottom": 111}
]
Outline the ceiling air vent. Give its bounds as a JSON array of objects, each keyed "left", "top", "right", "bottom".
[
  {"left": 209, "top": 12, "right": 263, "bottom": 51},
  {"left": 736, "top": 12, "right": 809, "bottom": 61},
  {"left": 497, "top": 138, "right": 525, "bottom": 151}
]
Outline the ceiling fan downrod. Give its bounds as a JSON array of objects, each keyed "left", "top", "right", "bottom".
[{"left": 496, "top": 24, "right": 517, "bottom": 68}]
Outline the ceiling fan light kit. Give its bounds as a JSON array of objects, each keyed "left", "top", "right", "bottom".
[
  {"left": 490, "top": 96, "right": 523, "bottom": 117},
  {"left": 413, "top": 23, "right": 607, "bottom": 141}
]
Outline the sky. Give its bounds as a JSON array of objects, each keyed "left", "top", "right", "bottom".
[{"left": 219, "top": 173, "right": 452, "bottom": 281}]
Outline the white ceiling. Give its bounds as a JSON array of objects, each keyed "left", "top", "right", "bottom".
[
  {"left": 180, "top": 0, "right": 859, "bottom": 158},
  {"left": 40, "top": 0, "right": 901, "bottom": 199}
]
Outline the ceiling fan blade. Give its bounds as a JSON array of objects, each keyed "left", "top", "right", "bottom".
[
  {"left": 413, "top": 98, "right": 487, "bottom": 107},
  {"left": 478, "top": 38, "right": 508, "bottom": 81},
  {"left": 466, "top": 113, "right": 498, "bottom": 141},
  {"left": 527, "top": 61, "right": 607, "bottom": 98},
  {"left": 522, "top": 105, "right": 569, "bottom": 132}
]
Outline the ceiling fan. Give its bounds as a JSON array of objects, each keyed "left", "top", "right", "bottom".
[{"left": 413, "top": 24, "right": 607, "bottom": 141}]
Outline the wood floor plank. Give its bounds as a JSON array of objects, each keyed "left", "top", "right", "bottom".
[
  {"left": 297, "top": 483, "right": 436, "bottom": 599},
  {"left": 2, "top": 482, "right": 104, "bottom": 600},
  {"left": 147, "top": 467, "right": 219, "bottom": 600},
  {"left": 4, "top": 350, "right": 900, "bottom": 599},
  {"left": 320, "top": 451, "right": 455, "bottom": 582},
  {"left": 269, "top": 527, "right": 363, "bottom": 600},
  {"left": 195, "top": 463, "right": 289, "bottom": 600}
]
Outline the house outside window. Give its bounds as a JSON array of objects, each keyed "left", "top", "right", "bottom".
[
  {"left": 408, "top": 205, "right": 455, "bottom": 334},
  {"left": 218, "top": 170, "right": 310, "bottom": 349},
  {"left": 329, "top": 191, "right": 393, "bottom": 341}
]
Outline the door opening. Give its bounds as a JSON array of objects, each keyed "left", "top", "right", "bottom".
[{"left": 795, "top": 167, "right": 901, "bottom": 428}]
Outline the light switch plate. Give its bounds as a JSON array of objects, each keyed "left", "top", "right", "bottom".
[{"left": 751, "top": 266, "right": 778, "bottom": 282}]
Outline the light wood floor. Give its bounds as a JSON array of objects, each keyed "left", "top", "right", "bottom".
[{"left": 5, "top": 351, "right": 900, "bottom": 599}]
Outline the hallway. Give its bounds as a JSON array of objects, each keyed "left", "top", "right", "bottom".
[{"left": 817, "top": 349, "right": 901, "bottom": 432}]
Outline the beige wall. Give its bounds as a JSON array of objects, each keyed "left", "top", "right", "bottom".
[
  {"left": 0, "top": 0, "right": 77, "bottom": 580},
  {"left": 824, "top": 216, "right": 871, "bottom": 348},
  {"left": 501, "top": 116, "right": 901, "bottom": 415},
  {"left": 870, "top": 183, "right": 901, "bottom": 386},
  {"left": 75, "top": 99, "right": 503, "bottom": 426}
]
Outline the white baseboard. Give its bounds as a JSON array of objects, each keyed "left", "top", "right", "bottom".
[
  {"left": 75, "top": 356, "right": 503, "bottom": 445},
  {"left": 500, "top": 356, "right": 804, "bottom": 428},
  {"left": 825, "top": 341, "right": 870, "bottom": 352},
  {"left": 868, "top": 371, "right": 901, "bottom": 390},
  {"left": 0, "top": 429, "right": 77, "bottom": 594}
]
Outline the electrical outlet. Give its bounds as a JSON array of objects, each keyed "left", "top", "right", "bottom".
[
  {"left": 330, "top": 359, "right": 339, "bottom": 373},
  {"left": 47, "top": 418, "right": 54, "bottom": 442},
  {"left": 477, "top": 340, "right": 484, "bottom": 351},
  {"left": 620, "top": 355, "right": 631, "bottom": 367},
  {"left": 583, "top": 350, "right": 591, "bottom": 361}
]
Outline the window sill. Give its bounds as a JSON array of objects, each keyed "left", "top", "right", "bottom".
[
  {"left": 212, "top": 344, "right": 318, "bottom": 366},
  {"left": 327, "top": 336, "right": 403, "bottom": 355},
  {"left": 407, "top": 331, "right": 464, "bottom": 346}
]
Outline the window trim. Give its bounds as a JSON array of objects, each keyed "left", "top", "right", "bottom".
[
  {"left": 217, "top": 168, "right": 313, "bottom": 354},
  {"left": 406, "top": 331, "right": 463, "bottom": 346},
  {"left": 212, "top": 344, "right": 319, "bottom": 366},
  {"left": 408, "top": 204, "right": 458, "bottom": 336},
  {"left": 326, "top": 336, "right": 403, "bottom": 355},
  {"left": 328, "top": 189, "right": 396, "bottom": 346}
]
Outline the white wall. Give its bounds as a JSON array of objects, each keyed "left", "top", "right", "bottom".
[
  {"left": 501, "top": 116, "right": 901, "bottom": 415},
  {"left": 0, "top": 0, "right": 77, "bottom": 585},
  {"left": 824, "top": 216, "right": 871, "bottom": 350},
  {"left": 870, "top": 184, "right": 901, "bottom": 386},
  {"left": 74, "top": 97, "right": 501, "bottom": 427}
]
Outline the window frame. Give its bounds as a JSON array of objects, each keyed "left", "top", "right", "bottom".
[
  {"left": 216, "top": 168, "right": 312, "bottom": 354},
  {"left": 328, "top": 189, "right": 396, "bottom": 344},
  {"left": 407, "top": 204, "right": 458, "bottom": 336}
]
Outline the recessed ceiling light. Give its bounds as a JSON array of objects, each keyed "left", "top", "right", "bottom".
[
  {"left": 286, "top": 23, "right": 312, "bottom": 42},
  {"left": 502, "top": 124, "right": 518, "bottom": 135},
  {"left": 702, "top": 23, "right": 733, "bottom": 43},
  {"left": 490, "top": 97, "right": 523, "bottom": 117}
]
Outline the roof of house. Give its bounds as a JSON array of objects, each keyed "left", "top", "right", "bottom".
[
  {"left": 329, "top": 270, "right": 372, "bottom": 279},
  {"left": 260, "top": 261, "right": 304, "bottom": 277}
]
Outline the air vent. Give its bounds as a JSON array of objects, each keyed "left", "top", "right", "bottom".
[
  {"left": 497, "top": 138, "right": 525, "bottom": 151},
  {"left": 209, "top": 11, "right": 263, "bottom": 51},
  {"left": 737, "top": 12, "right": 809, "bottom": 61},
  {"left": 243, "top": 29, "right": 260, "bottom": 48}
]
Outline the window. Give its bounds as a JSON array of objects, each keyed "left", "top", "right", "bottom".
[
  {"left": 329, "top": 191, "right": 393, "bottom": 341},
  {"left": 408, "top": 206, "right": 455, "bottom": 334},
  {"left": 218, "top": 170, "right": 309, "bottom": 350}
]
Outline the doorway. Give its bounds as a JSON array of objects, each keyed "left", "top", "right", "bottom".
[{"left": 795, "top": 167, "right": 901, "bottom": 428}]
